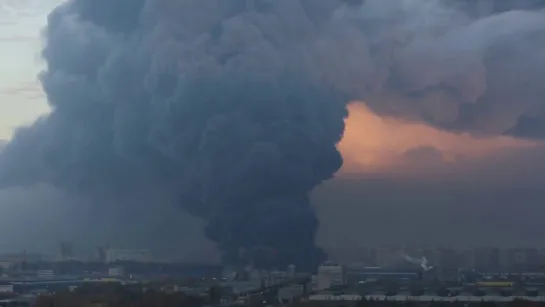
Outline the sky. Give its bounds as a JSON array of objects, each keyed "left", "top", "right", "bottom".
[
  {"left": 0, "top": 0, "right": 57, "bottom": 140},
  {"left": 2, "top": 0, "right": 545, "bottom": 262}
]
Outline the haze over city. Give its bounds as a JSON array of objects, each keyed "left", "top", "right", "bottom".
[{"left": 2, "top": 0, "right": 545, "bottom": 265}]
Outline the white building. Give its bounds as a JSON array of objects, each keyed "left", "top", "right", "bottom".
[
  {"left": 105, "top": 248, "right": 151, "bottom": 263},
  {"left": 317, "top": 262, "right": 344, "bottom": 290}
]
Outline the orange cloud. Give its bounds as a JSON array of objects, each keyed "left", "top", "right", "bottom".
[{"left": 338, "top": 102, "right": 539, "bottom": 176}]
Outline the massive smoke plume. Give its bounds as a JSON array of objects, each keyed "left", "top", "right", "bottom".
[{"left": 2, "top": 0, "right": 545, "bottom": 268}]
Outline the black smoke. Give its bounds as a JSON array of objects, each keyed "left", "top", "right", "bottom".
[
  {"left": 0, "top": 0, "right": 355, "bottom": 270},
  {"left": 3, "top": 0, "right": 545, "bottom": 270}
]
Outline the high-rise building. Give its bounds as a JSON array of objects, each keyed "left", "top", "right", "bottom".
[
  {"left": 96, "top": 246, "right": 107, "bottom": 263},
  {"left": 459, "top": 249, "right": 475, "bottom": 268},
  {"left": 471, "top": 247, "right": 500, "bottom": 270},
  {"left": 373, "top": 247, "right": 399, "bottom": 268},
  {"left": 287, "top": 264, "right": 296, "bottom": 278},
  {"left": 59, "top": 241, "right": 75, "bottom": 261},
  {"left": 432, "top": 248, "right": 460, "bottom": 269},
  {"left": 317, "top": 262, "right": 344, "bottom": 290},
  {"left": 499, "top": 248, "right": 540, "bottom": 269}
]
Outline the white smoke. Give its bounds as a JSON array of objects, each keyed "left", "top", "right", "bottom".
[{"left": 401, "top": 251, "right": 434, "bottom": 271}]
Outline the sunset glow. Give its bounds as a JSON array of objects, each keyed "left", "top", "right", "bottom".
[{"left": 338, "top": 102, "right": 538, "bottom": 175}]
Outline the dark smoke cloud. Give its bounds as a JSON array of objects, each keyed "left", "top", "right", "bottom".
[
  {"left": 3, "top": 0, "right": 545, "bottom": 268},
  {"left": 1, "top": 0, "right": 353, "bottom": 269}
]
